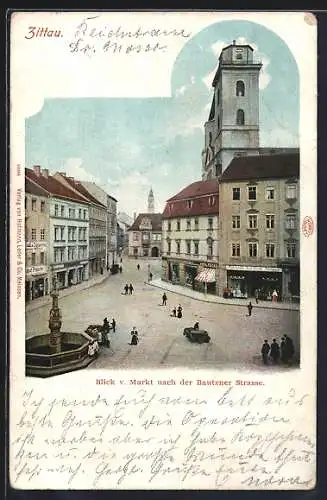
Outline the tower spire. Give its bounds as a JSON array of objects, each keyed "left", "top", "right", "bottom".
[{"left": 148, "top": 187, "right": 155, "bottom": 213}]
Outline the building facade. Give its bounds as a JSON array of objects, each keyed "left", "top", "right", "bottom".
[
  {"left": 81, "top": 181, "right": 118, "bottom": 269},
  {"left": 161, "top": 179, "right": 219, "bottom": 294},
  {"left": 217, "top": 152, "right": 300, "bottom": 300},
  {"left": 117, "top": 212, "right": 133, "bottom": 255},
  {"left": 54, "top": 173, "right": 107, "bottom": 277},
  {"left": 25, "top": 166, "right": 90, "bottom": 291},
  {"left": 25, "top": 178, "right": 51, "bottom": 302},
  {"left": 128, "top": 213, "right": 162, "bottom": 258}
]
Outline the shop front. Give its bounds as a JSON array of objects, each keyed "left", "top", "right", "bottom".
[
  {"left": 184, "top": 264, "right": 198, "bottom": 289},
  {"left": 195, "top": 267, "right": 217, "bottom": 295},
  {"left": 226, "top": 265, "right": 283, "bottom": 300},
  {"left": 25, "top": 265, "right": 49, "bottom": 302}
]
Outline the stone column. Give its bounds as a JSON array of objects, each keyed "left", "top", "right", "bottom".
[
  {"left": 48, "top": 289, "right": 62, "bottom": 354},
  {"left": 64, "top": 271, "right": 68, "bottom": 288}
]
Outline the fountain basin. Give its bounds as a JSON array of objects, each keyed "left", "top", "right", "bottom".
[{"left": 26, "top": 331, "right": 95, "bottom": 378}]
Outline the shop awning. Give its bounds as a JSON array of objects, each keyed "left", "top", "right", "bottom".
[{"left": 195, "top": 268, "right": 216, "bottom": 283}]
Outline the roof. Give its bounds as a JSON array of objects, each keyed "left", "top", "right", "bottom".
[
  {"left": 25, "top": 168, "right": 89, "bottom": 204},
  {"left": 166, "top": 179, "right": 219, "bottom": 202},
  {"left": 222, "top": 43, "right": 254, "bottom": 52},
  {"left": 128, "top": 213, "right": 162, "bottom": 231},
  {"left": 220, "top": 152, "right": 300, "bottom": 182},
  {"left": 25, "top": 178, "right": 49, "bottom": 197},
  {"left": 56, "top": 175, "right": 107, "bottom": 208}
]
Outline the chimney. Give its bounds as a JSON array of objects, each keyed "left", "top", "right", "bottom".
[
  {"left": 232, "top": 39, "right": 236, "bottom": 45},
  {"left": 33, "top": 165, "right": 41, "bottom": 176},
  {"left": 42, "top": 168, "right": 49, "bottom": 178}
]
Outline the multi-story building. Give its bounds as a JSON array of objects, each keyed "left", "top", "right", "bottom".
[
  {"left": 161, "top": 179, "right": 219, "bottom": 294},
  {"left": 25, "top": 178, "right": 51, "bottom": 302},
  {"left": 54, "top": 173, "right": 107, "bottom": 277},
  {"left": 81, "top": 181, "right": 118, "bottom": 269},
  {"left": 25, "top": 166, "right": 90, "bottom": 290},
  {"left": 217, "top": 151, "right": 300, "bottom": 300},
  {"left": 128, "top": 213, "right": 162, "bottom": 258},
  {"left": 117, "top": 212, "right": 133, "bottom": 255}
]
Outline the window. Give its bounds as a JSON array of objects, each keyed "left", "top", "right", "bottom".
[
  {"left": 31, "top": 253, "right": 36, "bottom": 265},
  {"left": 177, "top": 220, "right": 181, "bottom": 231},
  {"left": 40, "top": 252, "right": 45, "bottom": 264},
  {"left": 84, "top": 210, "right": 87, "bottom": 219},
  {"left": 232, "top": 216, "right": 240, "bottom": 229},
  {"left": 209, "top": 196, "right": 216, "bottom": 206},
  {"left": 286, "top": 242, "right": 296, "bottom": 258},
  {"left": 60, "top": 227, "right": 65, "bottom": 241},
  {"left": 40, "top": 228, "right": 45, "bottom": 240},
  {"left": 186, "top": 220, "right": 191, "bottom": 231},
  {"left": 265, "top": 243, "right": 275, "bottom": 258},
  {"left": 133, "top": 232, "right": 139, "bottom": 241},
  {"left": 78, "top": 209, "right": 81, "bottom": 219},
  {"left": 167, "top": 240, "right": 171, "bottom": 254},
  {"left": 207, "top": 239, "right": 213, "bottom": 258},
  {"left": 248, "top": 186, "right": 257, "bottom": 201},
  {"left": 167, "top": 221, "right": 171, "bottom": 232},
  {"left": 194, "top": 240, "right": 199, "bottom": 255},
  {"left": 61, "top": 205, "right": 65, "bottom": 217},
  {"left": 286, "top": 214, "right": 297, "bottom": 229},
  {"left": 194, "top": 218, "right": 199, "bottom": 231},
  {"left": 208, "top": 217, "right": 213, "bottom": 230},
  {"left": 236, "top": 109, "right": 245, "bottom": 125},
  {"left": 55, "top": 204, "right": 59, "bottom": 217},
  {"left": 231, "top": 243, "right": 240, "bottom": 257},
  {"left": 266, "top": 187, "right": 275, "bottom": 200},
  {"left": 236, "top": 80, "right": 245, "bottom": 97},
  {"left": 142, "top": 234, "right": 149, "bottom": 241},
  {"left": 54, "top": 226, "right": 59, "bottom": 242},
  {"left": 248, "top": 242, "right": 258, "bottom": 257},
  {"left": 232, "top": 188, "right": 240, "bottom": 202},
  {"left": 266, "top": 214, "right": 275, "bottom": 230},
  {"left": 236, "top": 53, "right": 243, "bottom": 60},
  {"left": 40, "top": 201, "right": 45, "bottom": 212},
  {"left": 248, "top": 215, "right": 258, "bottom": 229},
  {"left": 69, "top": 208, "right": 76, "bottom": 218},
  {"left": 32, "top": 199, "right": 37, "bottom": 211},
  {"left": 31, "top": 228, "right": 36, "bottom": 240},
  {"left": 176, "top": 241, "right": 181, "bottom": 254},
  {"left": 186, "top": 200, "right": 193, "bottom": 209},
  {"left": 286, "top": 184, "right": 297, "bottom": 200},
  {"left": 186, "top": 240, "right": 191, "bottom": 255}
]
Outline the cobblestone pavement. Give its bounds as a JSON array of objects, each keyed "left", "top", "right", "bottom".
[{"left": 26, "top": 257, "right": 300, "bottom": 371}]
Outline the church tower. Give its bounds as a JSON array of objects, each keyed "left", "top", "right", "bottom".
[
  {"left": 147, "top": 187, "right": 155, "bottom": 213},
  {"left": 202, "top": 41, "right": 262, "bottom": 179}
]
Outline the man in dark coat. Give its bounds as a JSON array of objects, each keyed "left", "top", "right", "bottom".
[
  {"left": 247, "top": 302, "right": 253, "bottom": 316},
  {"left": 124, "top": 283, "right": 129, "bottom": 295},
  {"left": 270, "top": 339, "right": 280, "bottom": 364},
  {"left": 177, "top": 305, "right": 183, "bottom": 318},
  {"left": 261, "top": 340, "right": 270, "bottom": 365},
  {"left": 284, "top": 335, "right": 295, "bottom": 364},
  {"left": 111, "top": 318, "right": 116, "bottom": 333},
  {"left": 129, "top": 283, "right": 134, "bottom": 295},
  {"left": 129, "top": 327, "right": 138, "bottom": 346},
  {"left": 280, "top": 336, "right": 287, "bottom": 363},
  {"left": 162, "top": 293, "right": 167, "bottom": 306}
]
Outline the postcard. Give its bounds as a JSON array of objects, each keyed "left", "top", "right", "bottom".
[{"left": 9, "top": 10, "right": 317, "bottom": 490}]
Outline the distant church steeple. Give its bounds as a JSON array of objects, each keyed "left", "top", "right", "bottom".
[{"left": 148, "top": 187, "right": 155, "bottom": 213}]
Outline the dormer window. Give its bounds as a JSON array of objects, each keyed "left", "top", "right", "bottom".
[
  {"left": 209, "top": 196, "right": 216, "bottom": 206},
  {"left": 186, "top": 200, "right": 193, "bottom": 209}
]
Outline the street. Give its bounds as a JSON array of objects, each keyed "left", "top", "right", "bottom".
[{"left": 26, "top": 257, "right": 300, "bottom": 371}]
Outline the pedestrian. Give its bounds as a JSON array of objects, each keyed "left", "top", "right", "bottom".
[
  {"left": 177, "top": 304, "right": 183, "bottom": 319},
  {"left": 124, "top": 283, "right": 129, "bottom": 295},
  {"left": 129, "top": 283, "right": 134, "bottom": 295},
  {"left": 280, "top": 336, "right": 287, "bottom": 363},
  {"left": 284, "top": 334, "right": 295, "bottom": 364},
  {"left": 149, "top": 272, "right": 153, "bottom": 281},
  {"left": 162, "top": 293, "right": 167, "bottom": 306},
  {"left": 103, "top": 317, "right": 109, "bottom": 333},
  {"left": 105, "top": 330, "right": 111, "bottom": 348},
  {"left": 129, "top": 326, "right": 138, "bottom": 346},
  {"left": 120, "top": 257, "right": 123, "bottom": 263},
  {"left": 272, "top": 289, "right": 278, "bottom": 303},
  {"left": 119, "top": 265, "right": 123, "bottom": 274},
  {"left": 247, "top": 301, "right": 253, "bottom": 317},
  {"left": 270, "top": 338, "right": 280, "bottom": 364},
  {"left": 111, "top": 318, "right": 116, "bottom": 333},
  {"left": 137, "top": 264, "right": 140, "bottom": 271},
  {"left": 193, "top": 321, "right": 199, "bottom": 330},
  {"left": 171, "top": 307, "right": 176, "bottom": 317},
  {"left": 261, "top": 340, "right": 270, "bottom": 365},
  {"left": 254, "top": 289, "right": 259, "bottom": 304}
]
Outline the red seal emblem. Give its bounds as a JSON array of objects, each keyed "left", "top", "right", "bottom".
[{"left": 302, "top": 216, "right": 314, "bottom": 237}]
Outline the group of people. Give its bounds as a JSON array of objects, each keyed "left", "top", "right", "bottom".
[
  {"left": 129, "top": 326, "right": 139, "bottom": 346},
  {"left": 123, "top": 283, "right": 134, "bottom": 295},
  {"left": 261, "top": 335, "right": 295, "bottom": 365},
  {"left": 171, "top": 304, "right": 183, "bottom": 319}
]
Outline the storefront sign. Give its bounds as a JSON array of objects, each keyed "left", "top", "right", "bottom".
[
  {"left": 80, "top": 261, "right": 88, "bottom": 265},
  {"left": 26, "top": 241, "right": 47, "bottom": 250},
  {"left": 200, "top": 262, "right": 218, "bottom": 269},
  {"left": 52, "top": 264, "right": 64, "bottom": 270},
  {"left": 226, "top": 265, "right": 282, "bottom": 273},
  {"left": 26, "top": 265, "right": 48, "bottom": 276}
]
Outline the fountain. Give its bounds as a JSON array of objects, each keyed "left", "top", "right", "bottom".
[{"left": 25, "top": 278, "right": 95, "bottom": 377}]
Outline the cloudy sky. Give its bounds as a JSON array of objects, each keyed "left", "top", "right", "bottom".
[{"left": 25, "top": 19, "right": 299, "bottom": 217}]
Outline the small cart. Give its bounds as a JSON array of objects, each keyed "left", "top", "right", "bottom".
[{"left": 183, "top": 327, "right": 210, "bottom": 344}]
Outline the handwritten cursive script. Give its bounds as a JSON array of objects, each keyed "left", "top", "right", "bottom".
[{"left": 10, "top": 384, "right": 315, "bottom": 489}]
